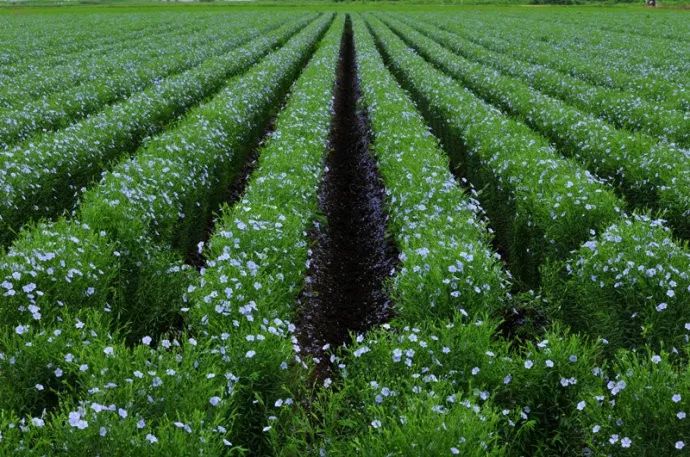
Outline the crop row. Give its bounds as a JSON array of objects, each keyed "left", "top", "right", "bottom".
[
  {"left": 394, "top": 14, "right": 689, "bottom": 149},
  {"left": 0, "top": 19, "right": 209, "bottom": 110},
  {"left": 270, "top": 16, "right": 690, "bottom": 457},
  {"left": 0, "top": 15, "right": 300, "bottom": 147},
  {"left": 368, "top": 14, "right": 620, "bottom": 286},
  {"left": 366, "top": 14, "right": 690, "bottom": 353},
  {"left": 0, "top": 15, "right": 315, "bottom": 247},
  {"left": 283, "top": 14, "right": 690, "bottom": 457},
  {"left": 484, "top": 12, "right": 690, "bottom": 83},
  {"left": 0, "top": 15, "right": 337, "bottom": 454},
  {"left": 0, "top": 13, "right": 182, "bottom": 69},
  {"left": 288, "top": 15, "right": 511, "bottom": 454},
  {"left": 371, "top": 15, "right": 690, "bottom": 353},
  {"left": 423, "top": 13, "right": 690, "bottom": 113},
  {"left": 187, "top": 16, "right": 344, "bottom": 451},
  {"left": 0, "top": 12, "right": 330, "bottom": 337},
  {"left": 382, "top": 15, "right": 690, "bottom": 239},
  {"left": 3, "top": 12, "right": 327, "bottom": 338}
]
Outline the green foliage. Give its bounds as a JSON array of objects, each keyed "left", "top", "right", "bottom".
[
  {"left": 411, "top": 9, "right": 690, "bottom": 113},
  {"left": 385, "top": 15, "right": 690, "bottom": 238},
  {"left": 185, "top": 15, "right": 344, "bottom": 451},
  {"left": 281, "top": 17, "right": 610, "bottom": 457},
  {"left": 366, "top": 13, "right": 621, "bottom": 287},
  {"left": 354, "top": 14, "right": 509, "bottom": 322},
  {"left": 0, "top": 220, "right": 118, "bottom": 328},
  {"left": 544, "top": 215, "right": 690, "bottom": 354},
  {"left": 0, "top": 310, "right": 114, "bottom": 417},
  {"left": 0, "top": 15, "right": 313, "bottom": 248},
  {"left": 396, "top": 14, "right": 688, "bottom": 147},
  {"left": 78, "top": 14, "right": 330, "bottom": 259},
  {"left": 580, "top": 350, "right": 690, "bottom": 455},
  {"left": 0, "top": 14, "right": 337, "bottom": 452},
  {"left": 1, "top": 6, "right": 689, "bottom": 456}
]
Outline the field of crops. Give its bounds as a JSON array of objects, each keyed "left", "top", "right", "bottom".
[{"left": 0, "top": 5, "right": 689, "bottom": 456}]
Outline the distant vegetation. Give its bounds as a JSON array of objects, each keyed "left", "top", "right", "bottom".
[{"left": 2, "top": 0, "right": 690, "bottom": 6}]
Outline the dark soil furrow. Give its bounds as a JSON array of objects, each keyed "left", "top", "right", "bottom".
[{"left": 297, "top": 16, "right": 397, "bottom": 377}]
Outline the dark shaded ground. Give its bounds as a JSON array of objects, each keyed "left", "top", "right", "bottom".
[{"left": 297, "top": 16, "right": 398, "bottom": 379}]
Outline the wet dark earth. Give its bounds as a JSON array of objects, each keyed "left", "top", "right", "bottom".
[{"left": 297, "top": 16, "right": 398, "bottom": 379}]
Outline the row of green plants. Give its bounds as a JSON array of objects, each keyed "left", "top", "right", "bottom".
[
  {"left": 187, "top": 16, "right": 344, "bottom": 451},
  {"left": 281, "top": 16, "right": 690, "bottom": 457},
  {"left": 284, "top": 16, "right": 510, "bottom": 455},
  {"left": 365, "top": 14, "right": 690, "bottom": 356},
  {"left": 0, "top": 15, "right": 314, "bottom": 247},
  {"left": 0, "top": 12, "right": 331, "bottom": 342},
  {"left": 0, "top": 14, "right": 297, "bottom": 148},
  {"left": 483, "top": 11, "right": 690, "bottom": 82},
  {"left": 0, "top": 15, "right": 338, "bottom": 454},
  {"left": 292, "top": 13, "right": 688, "bottom": 455},
  {"left": 77, "top": 12, "right": 331, "bottom": 277},
  {"left": 366, "top": 14, "right": 622, "bottom": 288},
  {"left": 0, "top": 12, "right": 331, "bottom": 340},
  {"left": 375, "top": 15, "right": 690, "bottom": 355},
  {"left": 381, "top": 15, "right": 690, "bottom": 239},
  {"left": 421, "top": 13, "right": 690, "bottom": 113},
  {"left": 396, "top": 14, "right": 689, "bottom": 149},
  {"left": 0, "top": 17, "right": 209, "bottom": 112},
  {"left": 0, "top": 12, "right": 184, "bottom": 72}
]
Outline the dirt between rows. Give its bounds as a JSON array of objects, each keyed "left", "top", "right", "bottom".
[{"left": 296, "top": 16, "right": 398, "bottom": 380}]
